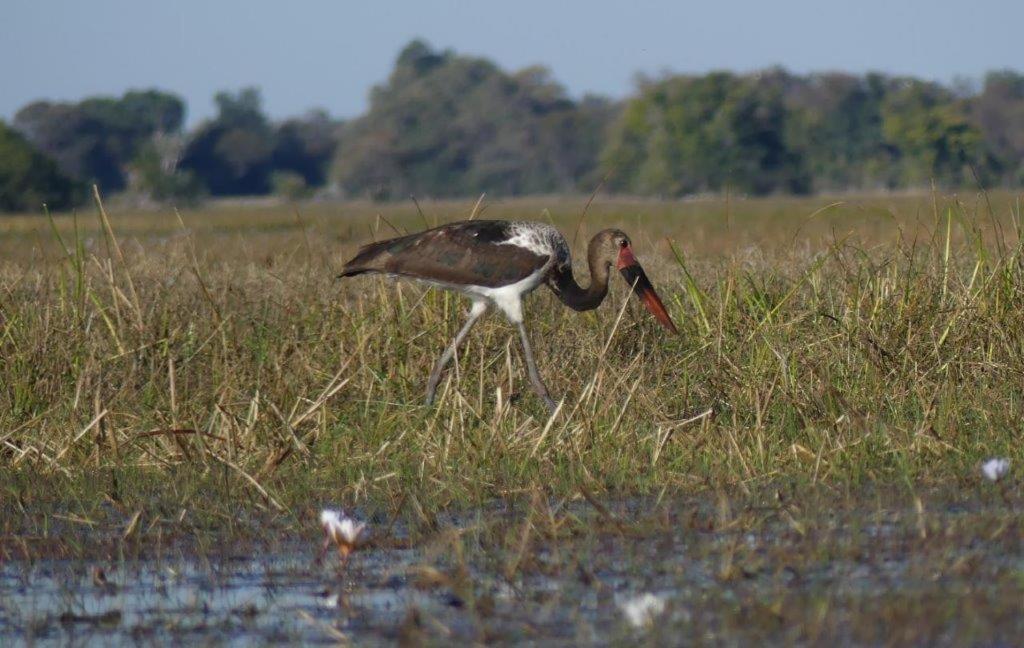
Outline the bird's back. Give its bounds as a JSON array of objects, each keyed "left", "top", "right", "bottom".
[{"left": 339, "top": 220, "right": 568, "bottom": 289}]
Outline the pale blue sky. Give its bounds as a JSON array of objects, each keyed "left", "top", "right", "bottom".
[{"left": 3, "top": 0, "right": 1022, "bottom": 126}]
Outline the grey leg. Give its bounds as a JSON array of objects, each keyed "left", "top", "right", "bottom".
[
  {"left": 425, "top": 300, "right": 488, "bottom": 405},
  {"left": 516, "top": 322, "right": 557, "bottom": 413}
]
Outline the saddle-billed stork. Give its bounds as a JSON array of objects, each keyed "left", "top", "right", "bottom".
[{"left": 339, "top": 220, "right": 677, "bottom": 412}]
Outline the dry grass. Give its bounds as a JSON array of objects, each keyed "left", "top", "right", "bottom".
[{"left": 1, "top": 190, "right": 1023, "bottom": 553}]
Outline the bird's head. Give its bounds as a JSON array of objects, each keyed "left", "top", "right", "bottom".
[{"left": 591, "top": 229, "right": 678, "bottom": 334}]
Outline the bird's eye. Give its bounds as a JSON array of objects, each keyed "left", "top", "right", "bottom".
[{"left": 620, "top": 239, "right": 629, "bottom": 248}]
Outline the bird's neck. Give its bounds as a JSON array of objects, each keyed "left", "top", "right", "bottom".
[{"left": 550, "top": 247, "right": 610, "bottom": 312}]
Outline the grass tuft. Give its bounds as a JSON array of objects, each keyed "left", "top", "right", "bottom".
[{"left": 1, "top": 191, "right": 1022, "bottom": 554}]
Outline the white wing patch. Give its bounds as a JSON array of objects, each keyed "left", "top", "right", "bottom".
[{"left": 499, "top": 222, "right": 571, "bottom": 269}]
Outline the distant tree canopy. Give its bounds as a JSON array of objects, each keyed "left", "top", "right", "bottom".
[
  {"left": 780, "top": 72, "right": 893, "bottom": 190},
  {"left": 604, "top": 70, "right": 1000, "bottom": 196},
  {"left": 179, "top": 89, "right": 341, "bottom": 197},
  {"left": 13, "top": 90, "right": 185, "bottom": 193},
  {"left": 972, "top": 70, "right": 1024, "bottom": 184},
  {"left": 3, "top": 42, "right": 1024, "bottom": 212},
  {"left": 603, "top": 71, "right": 808, "bottom": 196},
  {"left": 331, "top": 40, "right": 615, "bottom": 199},
  {"left": 178, "top": 88, "right": 274, "bottom": 196},
  {"left": 273, "top": 109, "right": 338, "bottom": 188},
  {"left": 879, "top": 78, "right": 991, "bottom": 188},
  {"left": 128, "top": 133, "right": 205, "bottom": 206},
  {"left": 0, "top": 120, "right": 82, "bottom": 212}
]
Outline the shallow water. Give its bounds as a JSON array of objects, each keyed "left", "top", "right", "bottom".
[
  {"left": 3, "top": 492, "right": 1023, "bottom": 645},
  {"left": 2, "top": 547, "right": 444, "bottom": 645}
]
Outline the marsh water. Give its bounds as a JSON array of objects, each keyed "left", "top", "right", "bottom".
[{"left": 3, "top": 490, "right": 1023, "bottom": 645}]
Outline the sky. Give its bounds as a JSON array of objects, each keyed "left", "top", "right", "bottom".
[{"left": 3, "top": 0, "right": 1022, "bottom": 126}]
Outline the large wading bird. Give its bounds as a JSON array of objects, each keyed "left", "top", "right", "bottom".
[{"left": 339, "top": 220, "right": 678, "bottom": 411}]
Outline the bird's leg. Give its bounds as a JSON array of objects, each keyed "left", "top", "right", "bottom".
[
  {"left": 515, "top": 322, "right": 557, "bottom": 413},
  {"left": 425, "top": 300, "right": 488, "bottom": 406}
]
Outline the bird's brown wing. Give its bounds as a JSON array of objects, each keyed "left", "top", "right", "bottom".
[{"left": 339, "top": 221, "right": 549, "bottom": 288}]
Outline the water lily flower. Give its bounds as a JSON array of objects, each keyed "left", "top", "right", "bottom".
[
  {"left": 319, "top": 509, "right": 367, "bottom": 561},
  {"left": 981, "top": 458, "right": 1010, "bottom": 482},
  {"left": 319, "top": 592, "right": 340, "bottom": 609},
  {"left": 617, "top": 592, "right": 667, "bottom": 629}
]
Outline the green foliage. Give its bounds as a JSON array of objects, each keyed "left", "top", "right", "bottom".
[
  {"left": 272, "top": 110, "right": 339, "bottom": 188},
  {"left": 128, "top": 137, "right": 205, "bottom": 206},
  {"left": 13, "top": 89, "right": 185, "bottom": 192},
  {"left": 179, "top": 88, "right": 275, "bottom": 196},
  {"left": 971, "top": 70, "right": 1024, "bottom": 184},
  {"left": 270, "top": 170, "right": 311, "bottom": 200},
  {"left": 5, "top": 41, "right": 1024, "bottom": 203},
  {"left": 604, "top": 69, "right": 1004, "bottom": 195},
  {"left": 0, "top": 120, "right": 82, "bottom": 212},
  {"left": 603, "top": 71, "right": 809, "bottom": 196},
  {"left": 880, "top": 79, "right": 991, "bottom": 187},
  {"left": 783, "top": 73, "right": 894, "bottom": 190},
  {"left": 331, "top": 40, "right": 614, "bottom": 199}
]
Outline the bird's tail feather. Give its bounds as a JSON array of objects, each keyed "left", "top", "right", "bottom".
[{"left": 337, "top": 238, "right": 396, "bottom": 278}]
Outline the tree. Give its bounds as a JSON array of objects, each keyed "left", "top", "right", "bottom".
[
  {"left": 0, "top": 120, "right": 82, "bottom": 212},
  {"left": 127, "top": 134, "right": 204, "bottom": 206},
  {"left": 272, "top": 109, "right": 340, "bottom": 188},
  {"left": 331, "top": 40, "right": 610, "bottom": 199},
  {"left": 13, "top": 90, "right": 185, "bottom": 192},
  {"left": 970, "top": 70, "right": 1024, "bottom": 184},
  {"left": 179, "top": 88, "right": 275, "bottom": 195},
  {"left": 881, "top": 80, "right": 992, "bottom": 187},
  {"left": 8, "top": 49, "right": 1024, "bottom": 201},
  {"left": 782, "top": 73, "right": 895, "bottom": 191},
  {"left": 602, "top": 72, "right": 808, "bottom": 196}
]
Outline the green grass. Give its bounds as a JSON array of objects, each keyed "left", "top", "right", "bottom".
[{"left": 1, "top": 190, "right": 1023, "bottom": 557}]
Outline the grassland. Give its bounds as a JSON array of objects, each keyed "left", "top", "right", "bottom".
[{"left": 1, "top": 190, "right": 1023, "bottom": 558}]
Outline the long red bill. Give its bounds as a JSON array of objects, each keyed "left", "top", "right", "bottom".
[{"left": 617, "top": 247, "right": 678, "bottom": 334}]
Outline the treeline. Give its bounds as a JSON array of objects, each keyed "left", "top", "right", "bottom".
[{"left": 2, "top": 40, "right": 1024, "bottom": 212}]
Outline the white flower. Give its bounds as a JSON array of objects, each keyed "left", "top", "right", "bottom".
[
  {"left": 981, "top": 458, "right": 1010, "bottom": 482},
  {"left": 320, "top": 509, "right": 367, "bottom": 557},
  {"left": 617, "top": 592, "right": 667, "bottom": 629},
  {"left": 320, "top": 509, "right": 366, "bottom": 543},
  {"left": 318, "top": 592, "right": 340, "bottom": 609}
]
